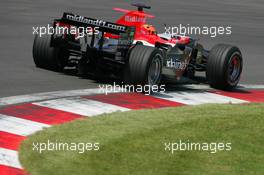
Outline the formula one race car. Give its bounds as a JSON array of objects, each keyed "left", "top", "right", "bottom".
[{"left": 33, "top": 3, "right": 243, "bottom": 89}]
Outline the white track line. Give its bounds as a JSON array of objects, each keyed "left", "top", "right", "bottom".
[
  {"left": 34, "top": 97, "right": 130, "bottom": 116},
  {"left": 0, "top": 148, "right": 21, "bottom": 169},
  {"left": 154, "top": 91, "right": 248, "bottom": 105},
  {"left": 0, "top": 88, "right": 125, "bottom": 107},
  {"left": 0, "top": 84, "right": 263, "bottom": 107},
  {"left": 171, "top": 84, "right": 264, "bottom": 91},
  {"left": 0, "top": 114, "right": 50, "bottom": 136},
  {"left": 238, "top": 84, "right": 264, "bottom": 89}
]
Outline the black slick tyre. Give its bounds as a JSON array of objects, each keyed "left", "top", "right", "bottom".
[{"left": 206, "top": 44, "right": 243, "bottom": 90}]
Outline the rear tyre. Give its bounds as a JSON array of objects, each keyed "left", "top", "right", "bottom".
[
  {"left": 206, "top": 44, "right": 243, "bottom": 90},
  {"left": 33, "top": 34, "right": 67, "bottom": 71},
  {"left": 124, "top": 45, "right": 163, "bottom": 86}
]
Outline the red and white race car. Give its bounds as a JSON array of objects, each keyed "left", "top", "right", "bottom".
[{"left": 33, "top": 3, "right": 243, "bottom": 90}]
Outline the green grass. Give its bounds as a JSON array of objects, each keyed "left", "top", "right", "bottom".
[{"left": 19, "top": 103, "right": 264, "bottom": 175}]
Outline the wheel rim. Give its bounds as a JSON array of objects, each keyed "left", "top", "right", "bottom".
[
  {"left": 147, "top": 54, "right": 162, "bottom": 85},
  {"left": 228, "top": 55, "right": 242, "bottom": 84}
]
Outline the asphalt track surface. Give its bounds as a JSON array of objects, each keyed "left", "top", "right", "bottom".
[{"left": 0, "top": 0, "right": 264, "bottom": 97}]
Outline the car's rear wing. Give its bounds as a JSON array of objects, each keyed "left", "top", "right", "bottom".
[{"left": 55, "top": 12, "right": 134, "bottom": 35}]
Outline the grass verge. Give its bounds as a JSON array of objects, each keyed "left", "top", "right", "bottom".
[{"left": 19, "top": 103, "right": 264, "bottom": 175}]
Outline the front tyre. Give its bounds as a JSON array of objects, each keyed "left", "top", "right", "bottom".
[{"left": 206, "top": 44, "right": 243, "bottom": 90}]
